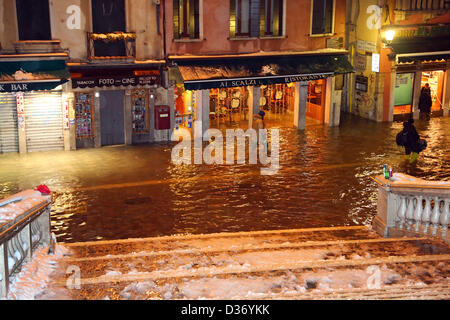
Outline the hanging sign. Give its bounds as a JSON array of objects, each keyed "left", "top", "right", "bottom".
[
  {"left": 72, "top": 75, "right": 160, "bottom": 89},
  {"left": 371, "top": 53, "right": 380, "bottom": 73}
]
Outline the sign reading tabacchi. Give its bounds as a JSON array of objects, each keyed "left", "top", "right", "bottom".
[{"left": 72, "top": 75, "right": 160, "bottom": 89}]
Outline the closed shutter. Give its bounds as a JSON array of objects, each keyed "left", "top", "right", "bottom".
[
  {"left": 0, "top": 93, "right": 19, "bottom": 153},
  {"left": 173, "top": 0, "right": 180, "bottom": 39},
  {"left": 24, "top": 91, "right": 64, "bottom": 152},
  {"left": 249, "top": 0, "right": 261, "bottom": 38},
  {"left": 230, "top": 0, "right": 236, "bottom": 38}
]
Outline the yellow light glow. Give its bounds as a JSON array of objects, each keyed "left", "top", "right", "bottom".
[{"left": 385, "top": 30, "right": 395, "bottom": 42}]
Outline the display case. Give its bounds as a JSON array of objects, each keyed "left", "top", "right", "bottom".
[
  {"left": 75, "top": 93, "right": 94, "bottom": 138},
  {"left": 132, "top": 89, "right": 149, "bottom": 133}
]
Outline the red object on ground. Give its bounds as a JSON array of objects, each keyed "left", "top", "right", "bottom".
[{"left": 35, "top": 185, "right": 51, "bottom": 195}]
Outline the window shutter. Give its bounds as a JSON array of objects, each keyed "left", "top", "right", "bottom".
[
  {"left": 173, "top": 0, "right": 180, "bottom": 39},
  {"left": 273, "top": 0, "right": 282, "bottom": 36},
  {"left": 311, "top": 0, "right": 325, "bottom": 34},
  {"left": 230, "top": 0, "right": 236, "bottom": 38},
  {"left": 250, "top": 0, "right": 261, "bottom": 38},
  {"left": 194, "top": 0, "right": 200, "bottom": 39},
  {"left": 260, "top": 0, "right": 265, "bottom": 36}
]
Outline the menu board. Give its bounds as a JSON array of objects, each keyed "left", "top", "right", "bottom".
[
  {"left": 75, "top": 93, "right": 94, "bottom": 138},
  {"left": 132, "top": 89, "right": 149, "bottom": 133}
]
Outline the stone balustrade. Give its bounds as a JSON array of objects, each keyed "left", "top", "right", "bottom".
[
  {"left": 0, "top": 190, "right": 52, "bottom": 298},
  {"left": 372, "top": 173, "right": 450, "bottom": 243}
]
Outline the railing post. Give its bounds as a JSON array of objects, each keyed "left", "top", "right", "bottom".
[
  {"left": 372, "top": 183, "right": 400, "bottom": 237},
  {"left": 0, "top": 242, "right": 9, "bottom": 298}
]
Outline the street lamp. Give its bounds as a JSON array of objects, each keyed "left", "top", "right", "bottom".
[{"left": 385, "top": 30, "right": 395, "bottom": 43}]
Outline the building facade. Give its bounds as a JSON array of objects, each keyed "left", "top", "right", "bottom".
[
  {"left": 164, "top": 0, "right": 353, "bottom": 139},
  {"left": 0, "top": 0, "right": 170, "bottom": 154},
  {"left": 345, "top": 0, "right": 450, "bottom": 122}
]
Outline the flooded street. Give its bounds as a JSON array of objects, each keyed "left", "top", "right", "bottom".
[{"left": 0, "top": 115, "right": 449, "bottom": 243}]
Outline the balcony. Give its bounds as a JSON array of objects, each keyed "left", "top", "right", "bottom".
[
  {"left": 395, "top": 0, "right": 450, "bottom": 12},
  {"left": 87, "top": 32, "right": 136, "bottom": 62}
]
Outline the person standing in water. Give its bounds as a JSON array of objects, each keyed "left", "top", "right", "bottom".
[
  {"left": 418, "top": 83, "right": 432, "bottom": 120},
  {"left": 396, "top": 118, "right": 426, "bottom": 164}
]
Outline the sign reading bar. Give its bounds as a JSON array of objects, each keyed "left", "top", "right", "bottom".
[
  {"left": 184, "top": 73, "right": 334, "bottom": 91},
  {"left": 72, "top": 75, "right": 160, "bottom": 89},
  {"left": 0, "top": 80, "right": 66, "bottom": 92}
]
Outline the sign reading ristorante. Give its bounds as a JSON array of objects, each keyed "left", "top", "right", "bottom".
[
  {"left": 72, "top": 75, "right": 160, "bottom": 89},
  {"left": 184, "top": 73, "right": 334, "bottom": 91}
]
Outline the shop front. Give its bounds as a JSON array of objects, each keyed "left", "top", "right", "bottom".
[
  {"left": 389, "top": 37, "right": 449, "bottom": 121},
  {"left": 69, "top": 65, "right": 163, "bottom": 149},
  {"left": 169, "top": 51, "right": 353, "bottom": 137},
  {"left": 0, "top": 59, "right": 70, "bottom": 153}
]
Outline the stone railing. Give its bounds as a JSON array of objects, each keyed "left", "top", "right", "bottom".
[
  {"left": 372, "top": 173, "right": 449, "bottom": 243},
  {"left": 0, "top": 190, "right": 52, "bottom": 298}
]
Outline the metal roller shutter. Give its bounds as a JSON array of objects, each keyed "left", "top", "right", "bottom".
[
  {"left": 0, "top": 93, "right": 19, "bottom": 153},
  {"left": 24, "top": 91, "right": 64, "bottom": 152}
]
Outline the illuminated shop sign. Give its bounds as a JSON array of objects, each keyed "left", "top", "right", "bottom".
[
  {"left": 72, "top": 75, "right": 160, "bottom": 89},
  {"left": 184, "top": 73, "right": 334, "bottom": 91},
  {"left": 0, "top": 80, "right": 65, "bottom": 92}
]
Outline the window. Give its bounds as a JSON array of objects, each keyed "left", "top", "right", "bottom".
[
  {"left": 230, "top": 0, "right": 283, "bottom": 38},
  {"left": 229, "top": 0, "right": 258, "bottom": 38},
  {"left": 173, "top": 0, "right": 200, "bottom": 39},
  {"left": 16, "top": 0, "right": 51, "bottom": 40},
  {"left": 91, "top": 0, "right": 126, "bottom": 56},
  {"left": 263, "top": 0, "right": 283, "bottom": 36},
  {"left": 311, "top": 0, "right": 334, "bottom": 35}
]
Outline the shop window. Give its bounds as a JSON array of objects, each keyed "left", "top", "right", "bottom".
[
  {"left": 307, "top": 79, "right": 326, "bottom": 123},
  {"left": 16, "top": 0, "right": 51, "bottom": 40},
  {"left": 91, "top": 0, "right": 126, "bottom": 56},
  {"left": 173, "top": 0, "right": 200, "bottom": 39},
  {"left": 132, "top": 89, "right": 150, "bottom": 133},
  {"left": 310, "top": 0, "right": 334, "bottom": 35},
  {"left": 75, "top": 93, "right": 94, "bottom": 139},
  {"left": 230, "top": 0, "right": 261, "bottom": 38},
  {"left": 393, "top": 73, "right": 414, "bottom": 115},
  {"left": 263, "top": 0, "right": 283, "bottom": 36}
]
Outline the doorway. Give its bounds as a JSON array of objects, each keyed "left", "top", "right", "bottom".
[
  {"left": 16, "top": 0, "right": 51, "bottom": 40},
  {"left": 100, "top": 90, "right": 125, "bottom": 146}
]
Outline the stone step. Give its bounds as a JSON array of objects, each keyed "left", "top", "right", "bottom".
[
  {"left": 62, "top": 226, "right": 381, "bottom": 258},
  {"left": 37, "top": 226, "right": 450, "bottom": 300}
]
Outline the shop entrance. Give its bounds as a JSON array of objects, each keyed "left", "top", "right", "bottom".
[
  {"left": 24, "top": 91, "right": 64, "bottom": 152},
  {"left": 421, "top": 70, "right": 444, "bottom": 116},
  {"left": 100, "top": 90, "right": 125, "bottom": 146},
  {"left": 306, "top": 79, "right": 327, "bottom": 123},
  {"left": 208, "top": 83, "right": 295, "bottom": 129}
]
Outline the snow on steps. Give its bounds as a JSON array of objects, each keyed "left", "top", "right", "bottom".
[{"left": 41, "top": 226, "right": 450, "bottom": 300}]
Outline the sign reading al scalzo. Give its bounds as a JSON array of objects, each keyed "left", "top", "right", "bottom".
[
  {"left": 72, "top": 75, "right": 160, "bottom": 89},
  {"left": 184, "top": 73, "right": 333, "bottom": 91}
]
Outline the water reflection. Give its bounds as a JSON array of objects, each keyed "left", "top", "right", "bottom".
[{"left": 0, "top": 115, "right": 448, "bottom": 243}]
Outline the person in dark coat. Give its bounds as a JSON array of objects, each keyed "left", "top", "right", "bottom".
[
  {"left": 400, "top": 118, "right": 425, "bottom": 163},
  {"left": 418, "top": 83, "right": 432, "bottom": 120}
]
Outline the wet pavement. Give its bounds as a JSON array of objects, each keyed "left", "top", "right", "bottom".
[{"left": 0, "top": 114, "right": 449, "bottom": 243}]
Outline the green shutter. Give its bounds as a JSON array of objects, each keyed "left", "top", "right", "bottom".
[
  {"left": 173, "top": 0, "right": 180, "bottom": 39},
  {"left": 230, "top": 0, "right": 236, "bottom": 38},
  {"left": 273, "top": 0, "right": 281, "bottom": 36}
]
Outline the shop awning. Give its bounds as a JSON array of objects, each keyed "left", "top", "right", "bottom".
[
  {"left": 0, "top": 59, "right": 70, "bottom": 92},
  {"left": 170, "top": 53, "right": 354, "bottom": 90},
  {"left": 390, "top": 37, "right": 450, "bottom": 63}
]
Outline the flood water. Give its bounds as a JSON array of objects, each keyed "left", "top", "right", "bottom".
[{"left": 0, "top": 114, "right": 449, "bottom": 243}]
